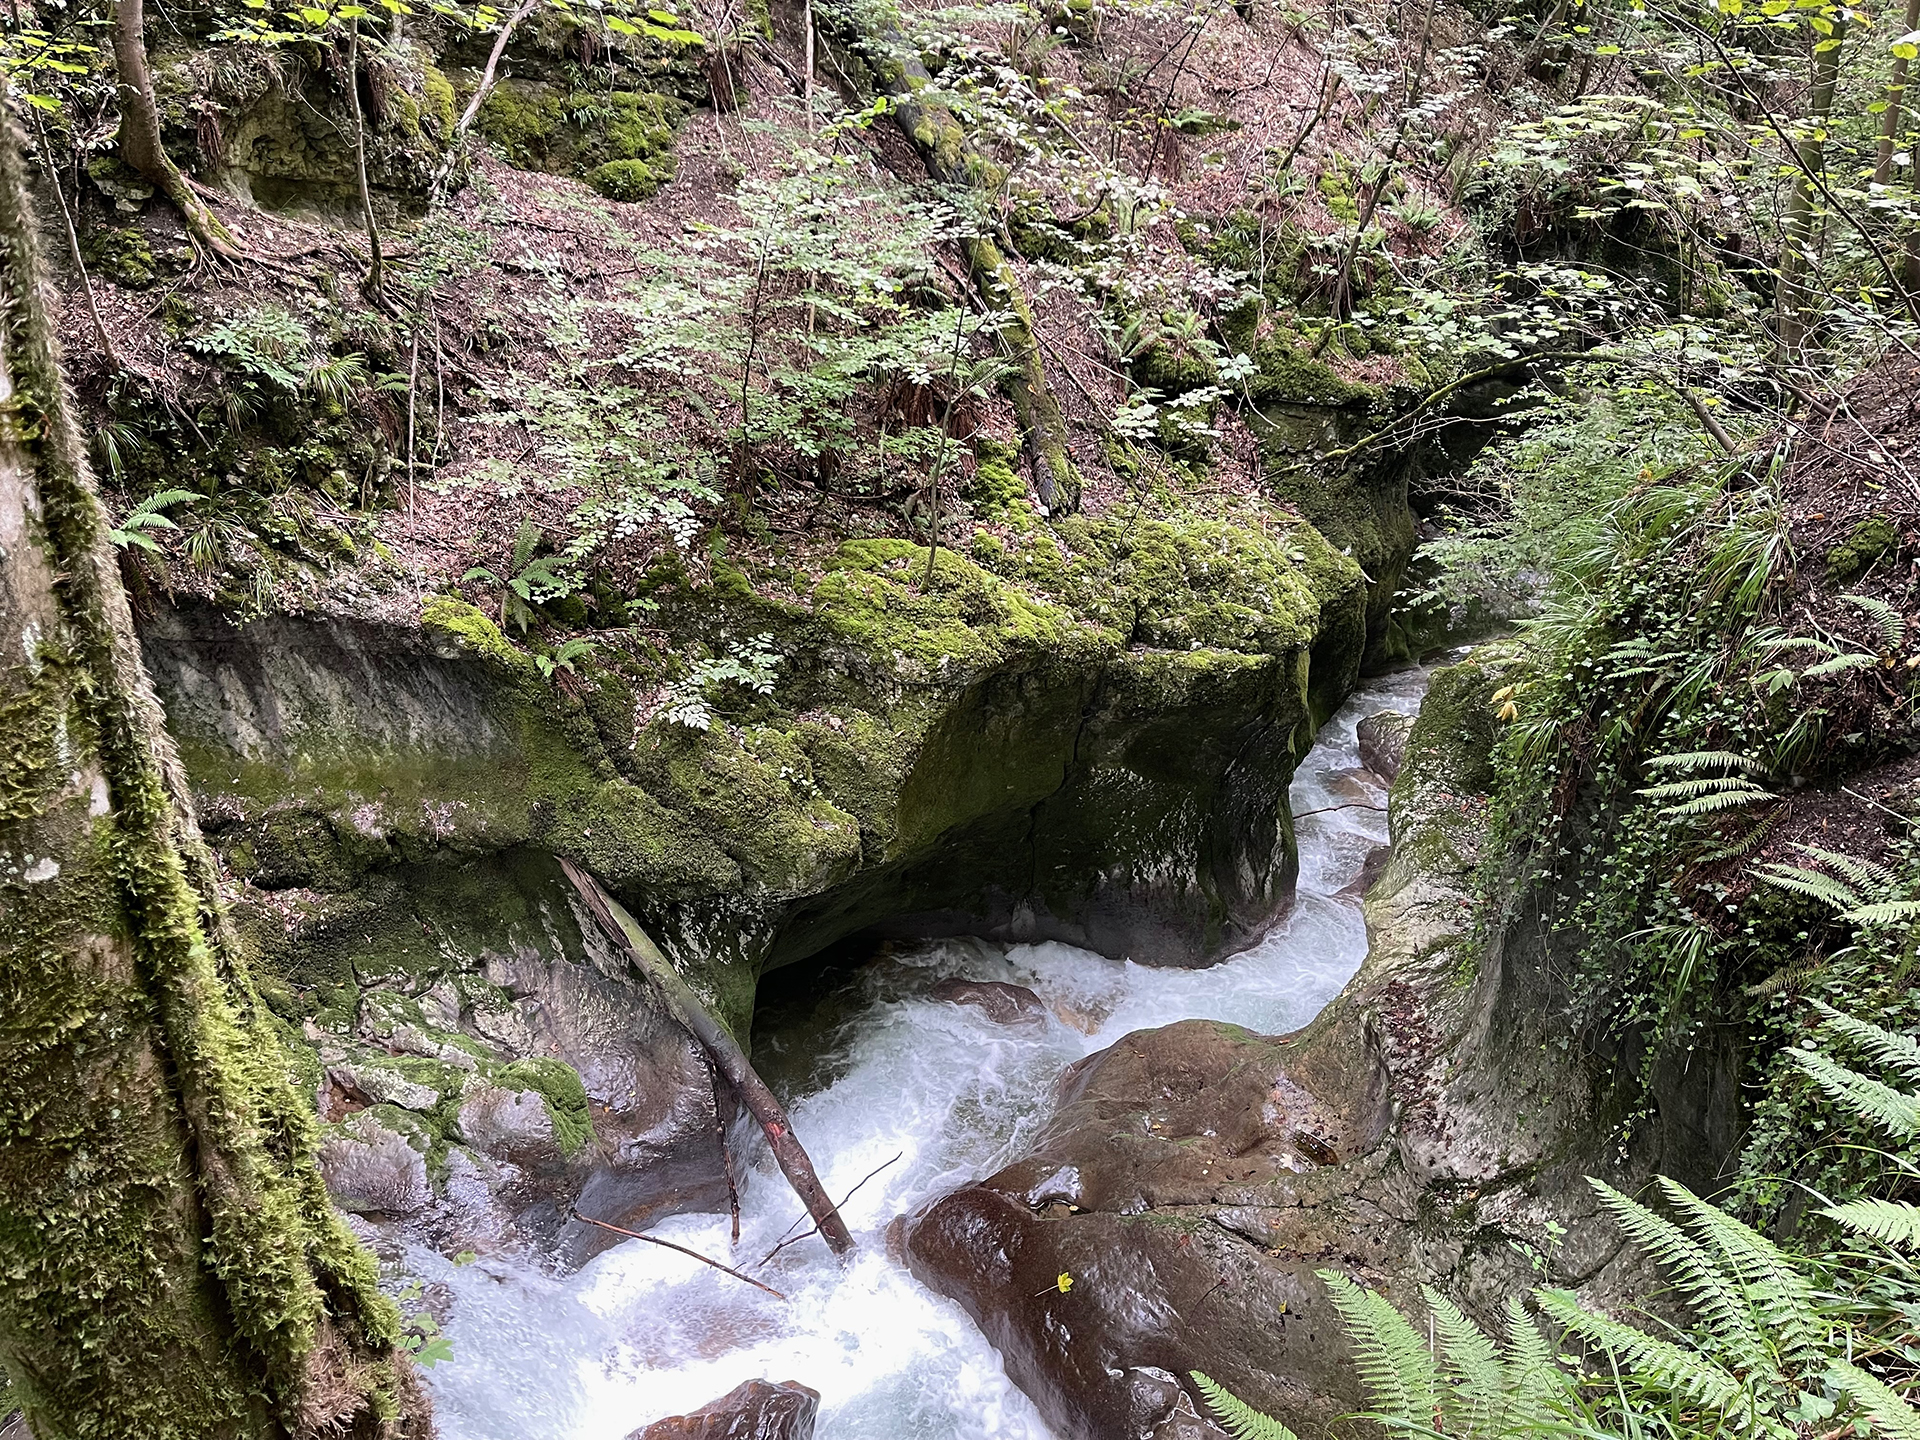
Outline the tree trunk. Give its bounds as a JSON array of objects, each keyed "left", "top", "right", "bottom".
[
  {"left": 110, "top": 0, "right": 239, "bottom": 258},
  {"left": 0, "top": 93, "right": 428, "bottom": 1440},
  {"left": 1876, "top": 0, "right": 1920, "bottom": 187},
  {"left": 1776, "top": 21, "right": 1845, "bottom": 354},
  {"left": 345, "top": 20, "right": 387, "bottom": 306},
  {"left": 811, "top": 6, "right": 1079, "bottom": 511}
]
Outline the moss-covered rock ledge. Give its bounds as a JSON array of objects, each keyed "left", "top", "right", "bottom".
[{"left": 138, "top": 493, "right": 1369, "bottom": 1262}]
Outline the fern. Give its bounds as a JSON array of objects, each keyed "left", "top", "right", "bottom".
[
  {"left": 1827, "top": 1361, "right": 1920, "bottom": 1440},
  {"left": 1190, "top": 1373, "right": 1300, "bottom": 1440},
  {"left": 1811, "top": 1001, "right": 1920, "bottom": 1083},
  {"left": 1535, "top": 1290, "right": 1755, "bottom": 1423},
  {"left": 1842, "top": 593, "right": 1907, "bottom": 649},
  {"left": 1658, "top": 784, "right": 1773, "bottom": 816},
  {"left": 1789, "top": 1050, "right": 1920, "bottom": 1140},
  {"left": 1801, "top": 652, "right": 1878, "bottom": 679},
  {"left": 1659, "top": 1178, "right": 1824, "bottom": 1370},
  {"left": 1645, "top": 750, "right": 1770, "bottom": 775},
  {"left": 1424, "top": 1287, "right": 1504, "bottom": 1434},
  {"left": 1318, "top": 1270, "right": 1439, "bottom": 1424},
  {"left": 1752, "top": 863, "right": 1864, "bottom": 911},
  {"left": 1822, "top": 1198, "right": 1920, "bottom": 1249},
  {"left": 1586, "top": 1179, "right": 1774, "bottom": 1376}
]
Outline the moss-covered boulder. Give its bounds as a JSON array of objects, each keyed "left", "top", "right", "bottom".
[
  {"left": 139, "top": 492, "right": 1375, "bottom": 1263},
  {"left": 474, "top": 81, "right": 687, "bottom": 195}
]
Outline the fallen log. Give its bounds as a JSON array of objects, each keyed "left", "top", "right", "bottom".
[{"left": 558, "top": 858, "right": 857, "bottom": 1259}]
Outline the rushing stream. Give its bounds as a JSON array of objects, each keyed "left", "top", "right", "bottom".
[{"left": 421, "top": 666, "right": 1434, "bottom": 1439}]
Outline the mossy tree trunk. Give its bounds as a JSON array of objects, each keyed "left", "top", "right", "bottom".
[
  {"left": 809, "top": 2, "right": 1080, "bottom": 512},
  {"left": 110, "top": 0, "right": 240, "bottom": 260},
  {"left": 0, "top": 97, "right": 427, "bottom": 1440}
]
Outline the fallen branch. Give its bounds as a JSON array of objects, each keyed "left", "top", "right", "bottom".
[
  {"left": 1294, "top": 801, "right": 1386, "bottom": 818},
  {"left": 757, "top": 1151, "right": 903, "bottom": 1269},
  {"left": 571, "top": 1209, "right": 786, "bottom": 1298},
  {"left": 559, "top": 858, "right": 857, "bottom": 1259}
]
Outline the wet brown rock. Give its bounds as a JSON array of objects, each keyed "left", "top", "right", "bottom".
[
  {"left": 929, "top": 978, "right": 1050, "bottom": 1026},
  {"left": 629, "top": 1379, "right": 820, "bottom": 1440},
  {"left": 903, "top": 1018, "right": 1401, "bottom": 1439},
  {"left": 1356, "top": 709, "right": 1413, "bottom": 782}
]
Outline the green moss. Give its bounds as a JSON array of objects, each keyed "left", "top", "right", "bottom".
[
  {"left": 588, "top": 157, "right": 669, "bottom": 202},
  {"left": 1246, "top": 341, "right": 1380, "bottom": 408},
  {"left": 422, "top": 64, "right": 458, "bottom": 139},
  {"left": 1826, "top": 515, "right": 1900, "bottom": 583},
  {"left": 968, "top": 438, "right": 1027, "bottom": 515},
  {"left": 78, "top": 225, "right": 159, "bottom": 288},
  {"left": 497, "top": 1057, "right": 595, "bottom": 1157},
  {"left": 475, "top": 82, "right": 687, "bottom": 186}
]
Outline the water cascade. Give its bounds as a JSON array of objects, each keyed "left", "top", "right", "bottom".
[{"left": 421, "top": 666, "right": 1435, "bottom": 1439}]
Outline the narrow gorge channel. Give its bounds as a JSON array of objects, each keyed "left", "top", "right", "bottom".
[{"left": 422, "top": 668, "right": 1436, "bottom": 1439}]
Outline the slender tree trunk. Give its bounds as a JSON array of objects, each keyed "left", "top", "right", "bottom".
[
  {"left": 1777, "top": 21, "right": 1845, "bottom": 354},
  {"left": 345, "top": 20, "right": 387, "bottom": 306},
  {"left": 110, "top": 0, "right": 238, "bottom": 258},
  {"left": 1876, "top": 0, "right": 1920, "bottom": 186},
  {"left": 455, "top": 0, "right": 541, "bottom": 137},
  {"left": 815, "top": 4, "right": 1079, "bottom": 511},
  {"left": 0, "top": 93, "right": 430, "bottom": 1440}
]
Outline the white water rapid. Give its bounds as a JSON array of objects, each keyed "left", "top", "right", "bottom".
[{"left": 421, "top": 665, "right": 1433, "bottom": 1439}]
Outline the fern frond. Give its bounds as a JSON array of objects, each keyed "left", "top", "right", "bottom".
[
  {"left": 1752, "top": 864, "right": 1864, "bottom": 911},
  {"left": 1794, "top": 844, "right": 1899, "bottom": 890},
  {"left": 1640, "top": 777, "right": 1762, "bottom": 801},
  {"left": 1802, "top": 652, "right": 1878, "bottom": 679},
  {"left": 1645, "top": 750, "right": 1770, "bottom": 775},
  {"left": 1499, "top": 1299, "right": 1565, "bottom": 1424},
  {"left": 1822, "top": 1198, "right": 1920, "bottom": 1250},
  {"left": 1790, "top": 1049, "right": 1920, "bottom": 1139},
  {"left": 1659, "top": 784, "right": 1772, "bottom": 816},
  {"left": 1587, "top": 1180, "right": 1773, "bottom": 1375},
  {"left": 1319, "top": 1270, "right": 1439, "bottom": 1424},
  {"left": 1810, "top": 1001, "right": 1920, "bottom": 1083},
  {"left": 1660, "top": 1177, "right": 1823, "bottom": 1370},
  {"left": 1842, "top": 593, "right": 1907, "bottom": 649},
  {"left": 1190, "top": 1373, "right": 1301, "bottom": 1440},
  {"left": 1841, "top": 900, "right": 1920, "bottom": 925},
  {"left": 1828, "top": 1359, "right": 1920, "bottom": 1440},
  {"left": 1536, "top": 1289, "right": 1751, "bottom": 1422},
  {"left": 1421, "top": 1288, "right": 1502, "bottom": 1434}
]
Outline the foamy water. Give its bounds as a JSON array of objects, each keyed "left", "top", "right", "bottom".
[{"left": 421, "top": 666, "right": 1432, "bottom": 1440}]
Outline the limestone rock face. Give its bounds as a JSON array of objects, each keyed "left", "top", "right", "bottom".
[
  {"left": 629, "top": 1379, "right": 820, "bottom": 1440},
  {"left": 137, "top": 500, "right": 1397, "bottom": 1267}
]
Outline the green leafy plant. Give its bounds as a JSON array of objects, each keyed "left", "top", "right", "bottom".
[
  {"left": 106, "top": 488, "right": 198, "bottom": 553},
  {"left": 1193, "top": 1011, "right": 1920, "bottom": 1440},
  {"left": 462, "top": 521, "right": 580, "bottom": 633}
]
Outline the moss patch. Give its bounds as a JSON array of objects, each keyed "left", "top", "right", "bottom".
[
  {"left": 475, "top": 82, "right": 687, "bottom": 187},
  {"left": 1826, "top": 515, "right": 1900, "bottom": 584}
]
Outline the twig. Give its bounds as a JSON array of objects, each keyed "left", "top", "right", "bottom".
[
  {"left": 1294, "top": 801, "right": 1386, "bottom": 817},
  {"left": 571, "top": 1209, "right": 787, "bottom": 1298},
  {"left": 756, "top": 1152, "right": 903, "bottom": 1269}
]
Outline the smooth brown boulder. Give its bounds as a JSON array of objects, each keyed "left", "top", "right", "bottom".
[
  {"left": 929, "top": 978, "right": 1050, "bottom": 1026},
  {"left": 629, "top": 1379, "right": 820, "bottom": 1440},
  {"left": 901, "top": 1018, "right": 1399, "bottom": 1440}
]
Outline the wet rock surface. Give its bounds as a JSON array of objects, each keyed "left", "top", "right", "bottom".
[
  {"left": 928, "top": 977, "right": 1049, "bottom": 1026},
  {"left": 1356, "top": 709, "right": 1413, "bottom": 782},
  {"left": 905, "top": 648, "right": 1717, "bottom": 1436},
  {"left": 629, "top": 1379, "right": 821, "bottom": 1440},
  {"left": 902, "top": 1018, "right": 1400, "bottom": 1438}
]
